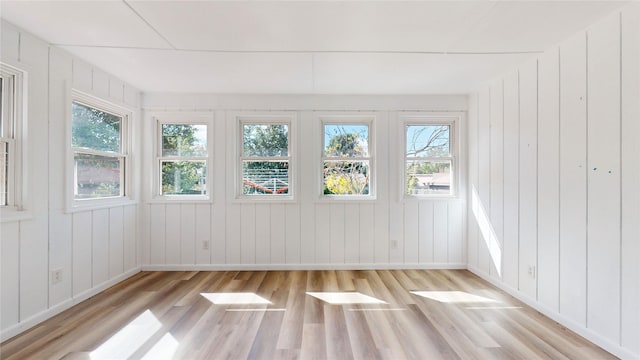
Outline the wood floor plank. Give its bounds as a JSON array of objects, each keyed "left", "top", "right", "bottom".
[{"left": 0, "top": 270, "right": 616, "bottom": 360}]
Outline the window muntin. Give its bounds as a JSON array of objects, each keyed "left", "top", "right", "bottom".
[
  {"left": 0, "top": 73, "right": 13, "bottom": 207},
  {"left": 322, "top": 123, "right": 371, "bottom": 196},
  {"left": 240, "top": 122, "right": 290, "bottom": 196},
  {"left": 71, "top": 101, "right": 127, "bottom": 200},
  {"left": 159, "top": 123, "right": 208, "bottom": 196},
  {"left": 405, "top": 123, "right": 454, "bottom": 196}
]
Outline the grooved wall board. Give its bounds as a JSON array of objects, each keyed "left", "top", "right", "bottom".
[{"left": 468, "top": 6, "right": 639, "bottom": 358}]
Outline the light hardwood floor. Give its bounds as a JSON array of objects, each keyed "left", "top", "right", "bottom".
[{"left": 0, "top": 270, "right": 615, "bottom": 359}]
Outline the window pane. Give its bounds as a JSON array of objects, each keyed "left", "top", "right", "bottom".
[
  {"left": 242, "top": 124, "right": 288, "bottom": 157},
  {"left": 72, "top": 102, "right": 122, "bottom": 152},
  {"left": 406, "top": 125, "right": 450, "bottom": 157},
  {"left": 75, "top": 153, "right": 122, "bottom": 199},
  {"left": 324, "top": 125, "right": 369, "bottom": 157},
  {"left": 323, "top": 161, "right": 369, "bottom": 195},
  {"left": 405, "top": 160, "right": 451, "bottom": 195},
  {"left": 162, "top": 124, "right": 207, "bottom": 157},
  {"left": 0, "top": 141, "right": 7, "bottom": 206},
  {"left": 161, "top": 161, "right": 206, "bottom": 195},
  {"left": 242, "top": 160, "right": 289, "bottom": 195}
]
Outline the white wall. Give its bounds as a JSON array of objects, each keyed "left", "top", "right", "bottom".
[
  {"left": 0, "top": 20, "right": 141, "bottom": 341},
  {"left": 467, "top": 5, "right": 640, "bottom": 359},
  {"left": 140, "top": 95, "right": 468, "bottom": 270}
]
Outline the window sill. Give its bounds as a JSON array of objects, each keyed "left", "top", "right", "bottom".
[
  {"left": 66, "top": 198, "right": 138, "bottom": 213},
  {"left": 232, "top": 195, "right": 297, "bottom": 204},
  {"left": 0, "top": 208, "right": 33, "bottom": 223},
  {"left": 316, "top": 195, "right": 378, "bottom": 203},
  {"left": 403, "top": 194, "right": 460, "bottom": 202},
  {"left": 148, "top": 195, "right": 212, "bottom": 204}
]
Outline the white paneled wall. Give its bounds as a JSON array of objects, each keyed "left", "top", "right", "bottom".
[
  {"left": 467, "top": 5, "right": 640, "bottom": 359},
  {"left": 141, "top": 95, "right": 468, "bottom": 270},
  {"left": 0, "top": 20, "right": 141, "bottom": 341}
]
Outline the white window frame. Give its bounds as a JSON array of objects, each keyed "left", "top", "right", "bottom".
[
  {"left": 402, "top": 113, "right": 458, "bottom": 199},
  {"left": 319, "top": 114, "right": 376, "bottom": 200},
  {"left": 236, "top": 113, "right": 295, "bottom": 201},
  {"left": 153, "top": 113, "right": 213, "bottom": 202},
  {"left": 0, "top": 63, "right": 26, "bottom": 220},
  {"left": 68, "top": 90, "right": 134, "bottom": 211}
]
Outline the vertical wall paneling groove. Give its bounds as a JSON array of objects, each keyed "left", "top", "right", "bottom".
[
  {"left": 433, "top": 202, "right": 448, "bottom": 264},
  {"left": 559, "top": 32, "right": 588, "bottom": 327},
  {"left": 537, "top": 47, "right": 561, "bottom": 312},
  {"left": 315, "top": 205, "right": 331, "bottom": 263},
  {"left": 255, "top": 204, "right": 271, "bottom": 264},
  {"left": 165, "top": 204, "right": 182, "bottom": 265},
  {"left": 468, "top": 6, "right": 639, "bottom": 358},
  {"left": 225, "top": 204, "right": 241, "bottom": 264},
  {"left": 285, "top": 203, "right": 301, "bottom": 264},
  {"left": 419, "top": 202, "right": 434, "bottom": 263},
  {"left": 467, "top": 94, "right": 479, "bottom": 269},
  {"left": 489, "top": 80, "right": 504, "bottom": 279},
  {"left": 344, "top": 203, "right": 360, "bottom": 264},
  {"left": 477, "top": 88, "right": 491, "bottom": 275},
  {"left": 620, "top": 4, "right": 640, "bottom": 353},
  {"left": 330, "top": 204, "right": 346, "bottom": 264},
  {"left": 359, "top": 204, "right": 374, "bottom": 264},
  {"left": 298, "top": 111, "right": 316, "bottom": 264},
  {"left": 387, "top": 112, "right": 404, "bottom": 264},
  {"left": 150, "top": 205, "right": 166, "bottom": 264},
  {"left": 518, "top": 59, "right": 538, "bottom": 300},
  {"left": 123, "top": 205, "right": 137, "bottom": 271},
  {"left": 403, "top": 201, "right": 419, "bottom": 264},
  {"left": 502, "top": 71, "right": 520, "bottom": 290},
  {"left": 270, "top": 203, "right": 286, "bottom": 264},
  {"left": 108, "top": 207, "right": 124, "bottom": 278},
  {"left": 586, "top": 13, "right": 621, "bottom": 342},
  {"left": 373, "top": 112, "right": 389, "bottom": 264},
  {"left": 240, "top": 205, "right": 256, "bottom": 264},
  {"left": 72, "top": 212, "right": 92, "bottom": 296},
  {"left": 91, "top": 209, "right": 110, "bottom": 287},
  {"left": 180, "top": 205, "right": 196, "bottom": 265},
  {"left": 195, "top": 204, "right": 211, "bottom": 265}
]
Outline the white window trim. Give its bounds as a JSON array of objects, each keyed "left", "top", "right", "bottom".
[
  {"left": 67, "top": 90, "right": 135, "bottom": 212},
  {"left": 400, "top": 112, "right": 461, "bottom": 200},
  {"left": 318, "top": 113, "right": 376, "bottom": 201},
  {"left": 152, "top": 113, "right": 214, "bottom": 203},
  {"left": 234, "top": 112, "right": 296, "bottom": 202},
  {"left": 1, "top": 63, "right": 28, "bottom": 222}
]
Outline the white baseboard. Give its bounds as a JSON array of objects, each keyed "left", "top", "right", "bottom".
[
  {"left": 0, "top": 267, "right": 141, "bottom": 343},
  {"left": 467, "top": 266, "right": 639, "bottom": 360},
  {"left": 140, "top": 263, "right": 468, "bottom": 271}
]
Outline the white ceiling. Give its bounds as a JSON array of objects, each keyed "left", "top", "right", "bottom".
[{"left": 0, "top": 1, "right": 630, "bottom": 94}]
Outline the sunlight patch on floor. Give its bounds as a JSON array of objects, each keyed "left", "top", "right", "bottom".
[
  {"left": 411, "top": 291, "right": 499, "bottom": 303},
  {"left": 90, "top": 309, "right": 161, "bottom": 359},
  {"left": 201, "top": 292, "right": 272, "bottom": 305},
  {"left": 306, "top": 292, "right": 387, "bottom": 304},
  {"left": 141, "top": 333, "right": 179, "bottom": 360}
]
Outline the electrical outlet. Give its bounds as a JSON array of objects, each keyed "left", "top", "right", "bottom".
[
  {"left": 202, "top": 241, "right": 209, "bottom": 250},
  {"left": 51, "top": 269, "right": 62, "bottom": 284},
  {"left": 528, "top": 265, "right": 536, "bottom": 279},
  {"left": 391, "top": 240, "right": 399, "bottom": 250}
]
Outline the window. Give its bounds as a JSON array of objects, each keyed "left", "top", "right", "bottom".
[
  {"left": 404, "top": 120, "right": 454, "bottom": 196},
  {"left": 158, "top": 122, "right": 210, "bottom": 198},
  {"left": 322, "top": 120, "right": 373, "bottom": 197},
  {"left": 0, "top": 64, "right": 21, "bottom": 209},
  {"left": 71, "top": 93, "right": 131, "bottom": 204},
  {"left": 239, "top": 118, "right": 291, "bottom": 197}
]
